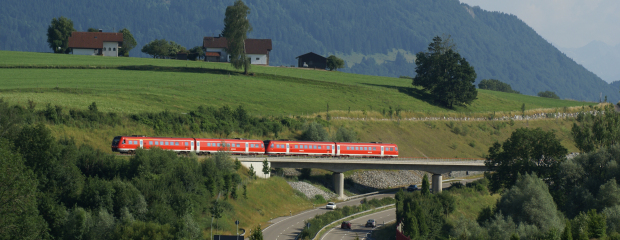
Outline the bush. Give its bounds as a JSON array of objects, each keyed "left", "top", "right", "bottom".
[
  {"left": 301, "top": 122, "right": 329, "bottom": 141},
  {"left": 538, "top": 91, "right": 560, "bottom": 99}
]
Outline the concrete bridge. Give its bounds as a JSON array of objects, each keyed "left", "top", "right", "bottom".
[{"left": 237, "top": 157, "right": 487, "bottom": 199}]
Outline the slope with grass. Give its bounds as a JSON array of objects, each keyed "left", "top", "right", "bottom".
[{"left": 0, "top": 51, "right": 595, "bottom": 117}]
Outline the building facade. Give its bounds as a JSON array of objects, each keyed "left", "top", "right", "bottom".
[
  {"left": 68, "top": 30, "right": 123, "bottom": 57},
  {"left": 202, "top": 37, "right": 272, "bottom": 65}
]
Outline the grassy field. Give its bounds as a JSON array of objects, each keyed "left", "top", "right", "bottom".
[{"left": 0, "top": 51, "right": 596, "bottom": 116}]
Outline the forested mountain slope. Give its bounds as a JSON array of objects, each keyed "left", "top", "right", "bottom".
[{"left": 1, "top": 0, "right": 616, "bottom": 102}]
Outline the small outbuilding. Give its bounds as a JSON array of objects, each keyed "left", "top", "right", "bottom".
[{"left": 296, "top": 52, "right": 327, "bottom": 69}]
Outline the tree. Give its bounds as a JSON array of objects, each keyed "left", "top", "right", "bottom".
[
  {"left": 301, "top": 122, "right": 329, "bottom": 141},
  {"left": 243, "top": 185, "right": 248, "bottom": 199},
  {"left": 248, "top": 164, "right": 256, "bottom": 179},
  {"left": 141, "top": 39, "right": 171, "bottom": 58},
  {"left": 249, "top": 225, "right": 263, "bottom": 240},
  {"left": 188, "top": 46, "right": 205, "bottom": 61},
  {"left": 421, "top": 175, "right": 430, "bottom": 195},
  {"left": 485, "top": 128, "right": 567, "bottom": 193},
  {"left": 118, "top": 28, "right": 137, "bottom": 57},
  {"left": 87, "top": 28, "right": 99, "bottom": 32},
  {"left": 478, "top": 79, "right": 520, "bottom": 94},
  {"left": 262, "top": 158, "right": 270, "bottom": 176},
  {"left": 495, "top": 173, "right": 564, "bottom": 233},
  {"left": 538, "top": 91, "right": 560, "bottom": 99},
  {"left": 222, "top": 0, "right": 253, "bottom": 74},
  {"left": 571, "top": 105, "right": 620, "bottom": 152},
  {"left": 47, "top": 16, "right": 75, "bottom": 53},
  {"left": 413, "top": 36, "right": 477, "bottom": 108},
  {"left": 0, "top": 139, "right": 47, "bottom": 239},
  {"left": 210, "top": 201, "right": 224, "bottom": 236},
  {"left": 326, "top": 55, "right": 345, "bottom": 71}
]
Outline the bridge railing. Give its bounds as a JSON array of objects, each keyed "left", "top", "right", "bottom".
[{"left": 235, "top": 155, "right": 486, "bottom": 163}]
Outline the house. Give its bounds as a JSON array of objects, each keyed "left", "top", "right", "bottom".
[
  {"left": 202, "top": 36, "right": 272, "bottom": 65},
  {"left": 296, "top": 52, "right": 327, "bottom": 69},
  {"left": 68, "top": 30, "right": 123, "bottom": 57}
]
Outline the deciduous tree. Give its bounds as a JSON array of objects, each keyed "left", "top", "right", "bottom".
[
  {"left": 485, "top": 128, "right": 567, "bottom": 193},
  {"left": 222, "top": 0, "right": 252, "bottom": 74},
  {"left": 118, "top": 28, "right": 137, "bottom": 57},
  {"left": 413, "top": 36, "right": 477, "bottom": 108},
  {"left": 47, "top": 16, "right": 75, "bottom": 53},
  {"left": 326, "top": 55, "right": 345, "bottom": 71}
]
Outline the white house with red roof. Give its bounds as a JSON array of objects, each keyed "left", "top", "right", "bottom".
[
  {"left": 202, "top": 36, "right": 272, "bottom": 65},
  {"left": 68, "top": 30, "right": 124, "bottom": 57}
]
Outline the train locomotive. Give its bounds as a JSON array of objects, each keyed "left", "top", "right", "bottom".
[{"left": 112, "top": 136, "right": 398, "bottom": 158}]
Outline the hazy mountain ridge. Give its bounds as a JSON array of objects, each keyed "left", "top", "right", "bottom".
[
  {"left": 559, "top": 41, "right": 620, "bottom": 83},
  {"left": 0, "top": 0, "right": 617, "bottom": 102}
]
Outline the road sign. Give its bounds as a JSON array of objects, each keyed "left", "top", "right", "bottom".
[{"left": 235, "top": 220, "right": 239, "bottom": 225}]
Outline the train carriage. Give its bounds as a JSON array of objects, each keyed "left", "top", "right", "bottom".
[
  {"left": 112, "top": 136, "right": 195, "bottom": 154},
  {"left": 266, "top": 140, "right": 336, "bottom": 156},
  {"left": 335, "top": 142, "right": 398, "bottom": 158},
  {"left": 195, "top": 138, "right": 265, "bottom": 155}
]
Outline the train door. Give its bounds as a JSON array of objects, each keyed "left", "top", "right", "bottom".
[
  {"left": 196, "top": 141, "right": 200, "bottom": 153},
  {"left": 139, "top": 140, "right": 143, "bottom": 149},
  {"left": 332, "top": 144, "right": 336, "bottom": 156},
  {"left": 337, "top": 145, "right": 341, "bottom": 155},
  {"left": 381, "top": 146, "right": 384, "bottom": 157},
  {"left": 286, "top": 143, "right": 290, "bottom": 154},
  {"left": 245, "top": 143, "right": 249, "bottom": 154}
]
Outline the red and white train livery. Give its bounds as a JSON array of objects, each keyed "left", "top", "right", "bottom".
[{"left": 112, "top": 136, "right": 398, "bottom": 157}]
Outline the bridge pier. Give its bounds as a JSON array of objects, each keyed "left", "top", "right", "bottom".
[
  {"left": 332, "top": 172, "right": 345, "bottom": 200},
  {"left": 432, "top": 174, "right": 442, "bottom": 193}
]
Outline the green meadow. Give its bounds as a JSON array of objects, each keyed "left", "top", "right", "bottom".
[{"left": 0, "top": 50, "right": 595, "bottom": 117}]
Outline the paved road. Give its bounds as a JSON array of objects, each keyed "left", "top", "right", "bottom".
[
  {"left": 320, "top": 208, "right": 395, "bottom": 240},
  {"left": 260, "top": 177, "right": 481, "bottom": 240},
  {"left": 262, "top": 193, "right": 395, "bottom": 240}
]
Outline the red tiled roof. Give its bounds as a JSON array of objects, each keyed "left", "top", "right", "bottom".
[
  {"left": 204, "top": 52, "right": 221, "bottom": 57},
  {"left": 203, "top": 37, "right": 272, "bottom": 55},
  {"left": 68, "top": 32, "right": 123, "bottom": 49}
]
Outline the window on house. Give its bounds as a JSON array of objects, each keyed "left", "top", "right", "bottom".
[
  {"left": 103, "top": 48, "right": 106, "bottom": 51},
  {"left": 113, "top": 48, "right": 116, "bottom": 51},
  {"left": 109, "top": 48, "right": 111, "bottom": 51},
  {"left": 256, "top": 58, "right": 259, "bottom": 60},
  {"left": 94, "top": 49, "right": 97, "bottom": 53}
]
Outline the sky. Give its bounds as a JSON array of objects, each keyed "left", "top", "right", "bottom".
[{"left": 458, "top": 0, "right": 620, "bottom": 48}]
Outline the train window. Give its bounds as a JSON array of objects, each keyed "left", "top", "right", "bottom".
[
  {"left": 318, "top": 146, "right": 322, "bottom": 149},
  {"left": 185, "top": 142, "right": 188, "bottom": 146},
  {"left": 155, "top": 141, "right": 158, "bottom": 145},
  {"left": 237, "top": 144, "right": 240, "bottom": 147},
  {"left": 327, "top": 146, "right": 331, "bottom": 150},
  {"left": 396, "top": 147, "right": 398, "bottom": 151},
  {"left": 149, "top": 141, "right": 153, "bottom": 145},
  {"left": 355, "top": 147, "right": 359, "bottom": 150},
  {"left": 175, "top": 142, "right": 179, "bottom": 145},
  {"left": 313, "top": 145, "right": 317, "bottom": 149},
  {"left": 262, "top": 144, "right": 264, "bottom": 148},
  {"left": 217, "top": 143, "right": 221, "bottom": 147},
  {"left": 373, "top": 147, "right": 376, "bottom": 151},
  {"left": 128, "top": 140, "right": 131, "bottom": 144},
  {"left": 159, "top": 141, "right": 162, "bottom": 145},
  {"left": 164, "top": 142, "right": 168, "bottom": 145},
  {"left": 271, "top": 144, "right": 274, "bottom": 148},
  {"left": 123, "top": 139, "right": 126, "bottom": 144}
]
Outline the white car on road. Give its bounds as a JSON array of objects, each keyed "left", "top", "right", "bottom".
[{"left": 326, "top": 202, "right": 337, "bottom": 210}]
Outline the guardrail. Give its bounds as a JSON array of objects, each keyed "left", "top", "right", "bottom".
[
  {"left": 311, "top": 204, "right": 396, "bottom": 240},
  {"left": 237, "top": 155, "right": 486, "bottom": 163}
]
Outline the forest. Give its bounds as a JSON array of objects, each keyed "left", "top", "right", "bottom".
[{"left": 1, "top": 0, "right": 617, "bottom": 102}]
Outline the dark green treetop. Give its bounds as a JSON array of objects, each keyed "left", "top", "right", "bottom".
[
  {"left": 118, "top": 28, "right": 137, "bottom": 57},
  {"left": 47, "top": 16, "right": 75, "bottom": 53},
  {"left": 222, "top": 0, "right": 252, "bottom": 74},
  {"left": 413, "top": 36, "right": 477, "bottom": 108},
  {"left": 326, "top": 55, "right": 345, "bottom": 71}
]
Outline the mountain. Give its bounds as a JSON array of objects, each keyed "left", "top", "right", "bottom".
[
  {"left": 0, "top": 0, "right": 617, "bottom": 102},
  {"left": 559, "top": 41, "right": 620, "bottom": 83}
]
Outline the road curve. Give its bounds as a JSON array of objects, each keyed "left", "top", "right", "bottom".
[
  {"left": 320, "top": 208, "right": 395, "bottom": 240},
  {"left": 261, "top": 193, "right": 395, "bottom": 240}
]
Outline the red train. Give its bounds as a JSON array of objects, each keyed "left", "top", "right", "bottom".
[{"left": 112, "top": 136, "right": 398, "bottom": 158}]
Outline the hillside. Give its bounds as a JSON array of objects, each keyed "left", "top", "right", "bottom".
[
  {"left": 0, "top": 0, "right": 617, "bottom": 102},
  {"left": 0, "top": 51, "right": 595, "bottom": 157}
]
